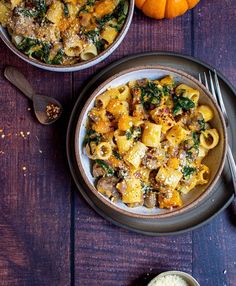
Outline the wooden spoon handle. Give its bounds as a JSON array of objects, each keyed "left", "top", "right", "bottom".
[{"left": 4, "top": 66, "right": 35, "bottom": 100}]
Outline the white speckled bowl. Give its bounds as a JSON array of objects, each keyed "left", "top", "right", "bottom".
[
  {"left": 74, "top": 66, "right": 227, "bottom": 219},
  {"left": 148, "top": 271, "right": 200, "bottom": 286},
  {"left": 0, "top": 0, "right": 134, "bottom": 72}
]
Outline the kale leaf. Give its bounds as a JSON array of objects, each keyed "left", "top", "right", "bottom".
[
  {"left": 182, "top": 166, "right": 196, "bottom": 179},
  {"left": 192, "top": 132, "right": 200, "bottom": 149},
  {"left": 126, "top": 126, "right": 142, "bottom": 141},
  {"left": 140, "top": 82, "right": 162, "bottom": 110},
  {"left": 84, "top": 129, "right": 101, "bottom": 145},
  {"left": 198, "top": 119, "right": 206, "bottom": 131},
  {"left": 51, "top": 49, "right": 64, "bottom": 65},
  {"left": 113, "top": 150, "right": 122, "bottom": 160},
  {"left": 64, "top": 3, "right": 69, "bottom": 17},
  {"left": 173, "top": 94, "right": 195, "bottom": 115},
  {"left": 95, "top": 159, "right": 115, "bottom": 175},
  {"left": 18, "top": 37, "right": 51, "bottom": 63}
]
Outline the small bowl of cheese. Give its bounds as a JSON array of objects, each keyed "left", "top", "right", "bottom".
[{"left": 148, "top": 271, "right": 200, "bottom": 286}]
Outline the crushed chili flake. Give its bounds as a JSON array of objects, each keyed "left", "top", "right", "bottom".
[{"left": 46, "top": 103, "right": 61, "bottom": 120}]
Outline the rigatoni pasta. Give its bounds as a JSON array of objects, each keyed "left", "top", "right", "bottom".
[
  {"left": 84, "top": 75, "right": 220, "bottom": 210},
  {"left": 0, "top": 0, "right": 128, "bottom": 65}
]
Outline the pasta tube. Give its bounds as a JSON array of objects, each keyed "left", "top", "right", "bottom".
[
  {"left": 95, "top": 142, "right": 112, "bottom": 160},
  {"left": 124, "top": 142, "right": 147, "bottom": 169},
  {"left": 142, "top": 122, "right": 162, "bottom": 148},
  {"left": 200, "top": 129, "right": 219, "bottom": 149},
  {"left": 197, "top": 105, "right": 214, "bottom": 122},
  {"left": 176, "top": 84, "right": 200, "bottom": 105}
]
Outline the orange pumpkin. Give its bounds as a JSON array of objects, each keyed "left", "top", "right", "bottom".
[{"left": 136, "top": 0, "right": 200, "bottom": 19}]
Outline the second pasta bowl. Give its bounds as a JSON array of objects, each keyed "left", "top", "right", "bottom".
[{"left": 74, "top": 66, "right": 227, "bottom": 218}]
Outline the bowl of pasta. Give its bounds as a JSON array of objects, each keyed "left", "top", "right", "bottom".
[
  {"left": 0, "top": 0, "right": 134, "bottom": 72},
  {"left": 74, "top": 66, "right": 227, "bottom": 218}
]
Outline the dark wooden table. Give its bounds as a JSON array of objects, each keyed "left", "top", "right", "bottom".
[{"left": 1, "top": 1, "right": 236, "bottom": 285}]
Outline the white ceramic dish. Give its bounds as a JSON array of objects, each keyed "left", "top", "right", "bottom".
[
  {"left": 0, "top": 0, "right": 134, "bottom": 72},
  {"left": 148, "top": 271, "right": 200, "bottom": 286},
  {"left": 74, "top": 66, "right": 227, "bottom": 218}
]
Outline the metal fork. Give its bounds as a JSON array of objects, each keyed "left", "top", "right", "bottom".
[{"left": 199, "top": 70, "right": 236, "bottom": 196}]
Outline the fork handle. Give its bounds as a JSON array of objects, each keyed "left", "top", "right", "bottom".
[{"left": 227, "top": 145, "right": 236, "bottom": 196}]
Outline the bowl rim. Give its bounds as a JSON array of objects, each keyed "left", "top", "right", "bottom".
[
  {"left": 148, "top": 270, "right": 200, "bottom": 286},
  {"left": 75, "top": 65, "right": 228, "bottom": 219},
  {"left": 0, "top": 0, "right": 134, "bottom": 72}
]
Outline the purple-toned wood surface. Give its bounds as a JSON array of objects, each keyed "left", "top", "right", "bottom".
[{"left": 0, "top": 0, "right": 236, "bottom": 285}]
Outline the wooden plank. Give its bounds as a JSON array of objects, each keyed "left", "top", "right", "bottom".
[
  {"left": 192, "top": 1, "right": 236, "bottom": 285},
  {"left": 73, "top": 9, "right": 193, "bottom": 286},
  {"left": 0, "top": 42, "right": 72, "bottom": 285}
]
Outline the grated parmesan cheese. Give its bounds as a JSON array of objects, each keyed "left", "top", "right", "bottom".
[{"left": 149, "top": 274, "right": 190, "bottom": 286}]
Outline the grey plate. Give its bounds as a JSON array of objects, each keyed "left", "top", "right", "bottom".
[{"left": 66, "top": 52, "right": 235, "bottom": 236}]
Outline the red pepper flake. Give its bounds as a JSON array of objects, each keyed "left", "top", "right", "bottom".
[{"left": 46, "top": 104, "right": 61, "bottom": 120}]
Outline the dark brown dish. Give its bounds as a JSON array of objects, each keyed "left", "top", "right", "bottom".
[{"left": 67, "top": 52, "right": 235, "bottom": 235}]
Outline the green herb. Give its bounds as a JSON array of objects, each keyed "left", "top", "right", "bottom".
[
  {"left": 96, "top": 13, "right": 114, "bottom": 26},
  {"left": 126, "top": 127, "right": 133, "bottom": 140},
  {"left": 79, "top": 0, "right": 95, "bottom": 13},
  {"left": 173, "top": 94, "right": 195, "bottom": 115},
  {"left": 178, "top": 88, "right": 187, "bottom": 95},
  {"left": 186, "top": 150, "right": 193, "bottom": 161},
  {"left": 140, "top": 82, "right": 162, "bottom": 110},
  {"left": 33, "top": 45, "right": 51, "bottom": 63},
  {"left": 92, "top": 39, "right": 103, "bottom": 52},
  {"left": 83, "top": 29, "right": 106, "bottom": 53},
  {"left": 162, "top": 85, "right": 171, "bottom": 96},
  {"left": 96, "top": 0, "right": 128, "bottom": 29},
  {"left": 84, "top": 130, "right": 101, "bottom": 145},
  {"left": 35, "top": 0, "right": 47, "bottom": 18},
  {"left": 109, "top": 23, "right": 122, "bottom": 32},
  {"left": 173, "top": 104, "right": 182, "bottom": 115},
  {"left": 51, "top": 49, "right": 64, "bottom": 65},
  {"left": 18, "top": 37, "right": 51, "bottom": 63},
  {"left": 15, "top": 7, "right": 39, "bottom": 17},
  {"left": 85, "top": 29, "right": 99, "bottom": 41},
  {"left": 133, "top": 126, "right": 142, "bottom": 141},
  {"left": 14, "top": 0, "right": 46, "bottom": 18},
  {"left": 64, "top": 3, "right": 69, "bottom": 17},
  {"left": 125, "top": 126, "right": 141, "bottom": 141},
  {"left": 198, "top": 119, "right": 206, "bottom": 131},
  {"left": 182, "top": 166, "right": 196, "bottom": 179},
  {"left": 192, "top": 132, "right": 200, "bottom": 149},
  {"left": 95, "top": 159, "right": 115, "bottom": 175},
  {"left": 114, "top": 0, "right": 128, "bottom": 20},
  {"left": 113, "top": 150, "right": 122, "bottom": 160}
]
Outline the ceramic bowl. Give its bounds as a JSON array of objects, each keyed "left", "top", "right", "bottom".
[
  {"left": 74, "top": 66, "right": 227, "bottom": 219},
  {"left": 148, "top": 271, "right": 200, "bottom": 286},
  {"left": 0, "top": 0, "right": 134, "bottom": 72}
]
